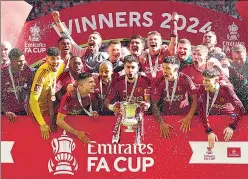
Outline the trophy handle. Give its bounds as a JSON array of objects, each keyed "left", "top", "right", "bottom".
[{"left": 51, "top": 138, "right": 59, "bottom": 154}]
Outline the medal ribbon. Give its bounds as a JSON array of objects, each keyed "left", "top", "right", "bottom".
[
  {"left": 8, "top": 66, "right": 19, "bottom": 100},
  {"left": 77, "top": 89, "right": 93, "bottom": 116},
  {"left": 100, "top": 78, "right": 111, "bottom": 100},
  {"left": 206, "top": 83, "right": 220, "bottom": 117},
  {"left": 148, "top": 53, "right": 160, "bottom": 78},
  {"left": 125, "top": 75, "right": 138, "bottom": 103}
]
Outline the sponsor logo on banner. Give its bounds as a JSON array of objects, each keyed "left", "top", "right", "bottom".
[
  {"left": 48, "top": 131, "right": 78, "bottom": 175},
  {"left": 1, "top": 141, "right": 14, "bottom": 163},
  {"left": 222, "top": 22, "right": 245, "bottom": 54},
  {"left": 204, "top": 147, "right": 215, "bottom": 160},
  {"left": 189, "top": 141, "right": 248, "bottom": 164},
  {"left": 25, "top": 24, "right": 46, "bottom": 53},
  {"left": 87, "top": 141, "right": 154, "bottom": 172},
  {"left": 227, "top": 148, "right": 241, "bottom": 158}
]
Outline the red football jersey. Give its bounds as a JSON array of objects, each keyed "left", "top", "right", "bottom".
[{"left": 152, "top": 72, "right": 196, "bottom": 115}]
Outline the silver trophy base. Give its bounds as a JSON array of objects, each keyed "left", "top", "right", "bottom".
[
  {"left": 124, "top": 125, "right": 135, "bottom": 132},
  {"left": 122, "top": 118, "right": 137, "bottom": 132}
]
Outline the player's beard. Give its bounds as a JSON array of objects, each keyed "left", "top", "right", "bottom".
[
  {"left": 169, "top": 72, "right": 178, "bottom": 81},
  {"left": 205, "top": 84, "right": 215, "bottom": 92},
  {"left": 72, "top": 68, "right": 81, "bottom": 76},
  {"left": 127, "top": 72, "right": 137, "bottom": 80},
  {"left": 102, "top": 76, "right": 111, "bottom": 84},
  {"left": 233, "top": 60, "right": 245, "bottom": 68}
]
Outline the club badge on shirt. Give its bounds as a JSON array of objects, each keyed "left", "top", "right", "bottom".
[
  {"left": 136, "top": 87, "right": 143, "bottom": 93},
  {"left": 144, "top": 88, "right": 151, "bottom": 95}
]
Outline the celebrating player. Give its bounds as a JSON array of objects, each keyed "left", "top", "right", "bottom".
[
  {"left": 1, "top": 48, "right": 34, "bottom": 122},
  {"left": 1, "top": 41, "right": 12, "bottom": 69},
  {"left": 152, "top": 56, "right": 197, "bottom": 138},
  {"left": 57, "top": 72, "right": 99, "bottom": 143},
  {"left": 29, "top": 47, "right": 63, "bottom": 140},
  {"left": 105, "top": 55, "right": 151, "bottom": 114},
  {"left": 129, "top": 35, "right": 145, "bottom": 58},
  {"left": 139, "top": 12, "right": 178, "bottom": 84},
  {"left": 107, "top": 40, "right": 124, "bottom": 74},
  {"left": 176, "top": 38, "right": 193, "bottom": 70},
  {"left": 94, "top": 60, "right": 117, "bottom": 115},
  {"left": 52, "top": 11, "right": 108, "bottom": 73},
  {"left": 231, "top": 44, "right": 248, "bottom": 80},
  {"left": 56, "top": 56, "right": 84, "bottom": 97},
  {"left": 197, "top": 68, "right": 245, "bottom": 149}
]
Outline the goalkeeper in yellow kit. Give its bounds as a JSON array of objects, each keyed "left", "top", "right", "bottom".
[{"left": 29, "top": 47, "right": 64, "bottom": 140}]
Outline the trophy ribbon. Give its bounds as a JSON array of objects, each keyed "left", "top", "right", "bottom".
[
  {"left": 136, "top": 115, "right": 141, "bottom": 144},
  {"left": 141, "top": 113, "right": 144, "bottom": 141},
  {"left": 112, "top": 115, "right": 122, "bottom": 143},
  {"left": 135, "top": 107, "right": 144, "bottom": 144}
]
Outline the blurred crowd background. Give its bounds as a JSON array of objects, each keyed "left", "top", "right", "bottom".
[{"left": 24, "top": 0, "right": 241, "bottom": 21}]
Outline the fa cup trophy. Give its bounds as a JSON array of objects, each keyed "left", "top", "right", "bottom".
[
  {"left": 122, "top": 102, "right": 140, "bottom": 132},
  {"left": 112, "top": 102, "right": 144, "bottom": 144}
]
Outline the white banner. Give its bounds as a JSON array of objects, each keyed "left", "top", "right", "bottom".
[
  {"left": 1, "top": 141, "right": 14, "bottom": 163},
  {"left": 189, "top": 141, "right": 248, "bottom": 164}
]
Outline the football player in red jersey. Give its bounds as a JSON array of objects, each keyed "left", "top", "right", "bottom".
[
  {"left": 152, "top": 56, "right": 197, "bottom": 138},
  {"left": 197, "top": 68, "right": 245, "bottom": 149},
  {"left": 139, "top": 12, "right": 178, "bottom": 85},
  {"left": 57, "top": 73, "right": 99, "bottom": 144},
  {"left": 105, "top": 55, "right": 151, "bottom": 114}
]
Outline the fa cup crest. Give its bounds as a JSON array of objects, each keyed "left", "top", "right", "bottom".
[
  {"left": 48, "top": 130, "right": 78, "bottom": 175},
  {"left": 29, "top": 23, "right": 41, "bottom": 42},
  {"left": 227, "top": 22, "right": 239, "bottom": 41}
]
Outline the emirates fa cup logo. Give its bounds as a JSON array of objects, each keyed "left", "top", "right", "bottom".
[
  {"left": 227, "top": 22, "right": 239, "bottom": 41},
  {"left": 48, "top": 131, "right": 78, "bottom": 175},
  {"left": 29, "top": 23, "right": 41, "bottom": 42}
]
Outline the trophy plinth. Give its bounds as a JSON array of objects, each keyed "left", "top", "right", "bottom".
[{"left": 121, "top": 102, "right": 139, "bottom": 132}]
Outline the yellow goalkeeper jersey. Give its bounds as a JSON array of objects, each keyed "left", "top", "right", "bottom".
[{"left": 29, "top": 62, "right": 64, "bottom": 125}]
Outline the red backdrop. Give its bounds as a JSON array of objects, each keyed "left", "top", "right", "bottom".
[
  {"left": 2, "top": 115, "right": 248, "bottom": 179},
  {"left": 15, "top": 1, "right": 248, "bottom": 66}
]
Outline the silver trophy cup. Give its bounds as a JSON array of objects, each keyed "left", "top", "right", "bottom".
[{"left": 121, "top": 102, "right": 139, "bottom": 132}]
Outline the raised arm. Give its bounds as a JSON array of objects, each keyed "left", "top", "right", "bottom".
[
  {"left": 52, "top": 11, "right": 76, "bottom": 44},
  {"left": 168, "top": 12, "right": 179, "bottom": 56},
  {"left": 52, "top": 11, "right": 85, "bottom": 57}
]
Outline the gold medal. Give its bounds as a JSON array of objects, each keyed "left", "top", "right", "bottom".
[{"left": 51, "top": 95, "right": 56, "bottom": 101}]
